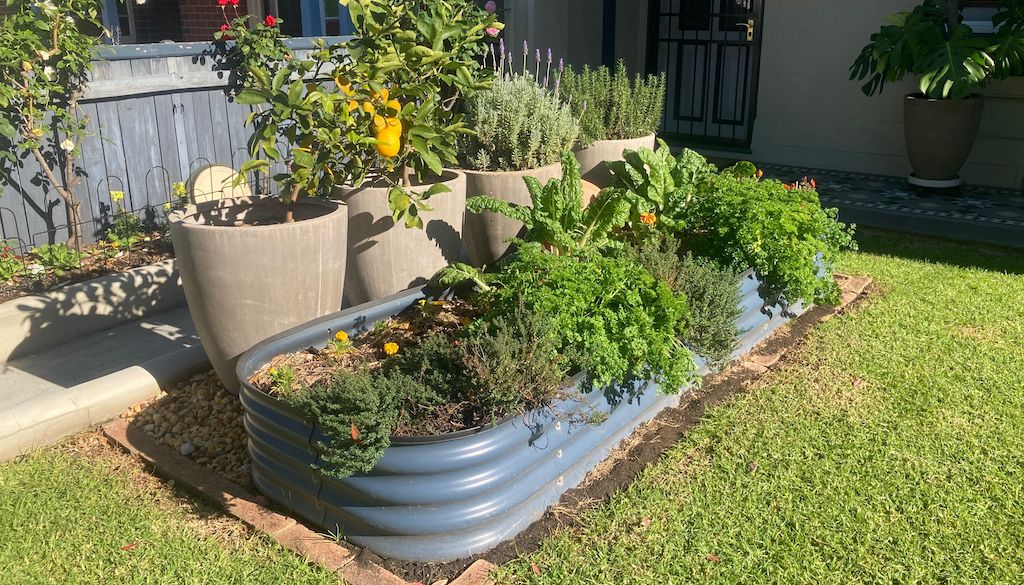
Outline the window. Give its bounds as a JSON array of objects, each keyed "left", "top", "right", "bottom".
[{"left": 963, "top": 0, "right": 1000, "bottom": 34}]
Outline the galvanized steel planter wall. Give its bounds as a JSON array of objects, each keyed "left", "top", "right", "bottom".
[{"left": 236, "top": 270, "right": 806, "bottom": 562}]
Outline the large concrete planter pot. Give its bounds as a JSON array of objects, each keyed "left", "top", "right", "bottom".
[
  {"left": 574, "top": 133, "right": 657, "bottom": 188},
  {"left": 236, "top": 269, "right": 808, "bottom": 562},
  {"left": 462, "top": 162, "right": 562, "bottom": 266},
  {"left": 904, "top": 93, "right": 984, "bottom": 187},
  {"left": 170, "top": 197, "right": 347, "bottom": 390},
  {"left": 334, "top": 171, "right": 466, "bottom": 306}
]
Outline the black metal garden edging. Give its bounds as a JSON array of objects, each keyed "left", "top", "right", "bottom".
[{"left": 235, "top": 270, "right": 805, "bottom": 562}]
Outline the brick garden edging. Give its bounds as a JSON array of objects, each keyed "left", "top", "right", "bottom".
[{"left": 103, "top": 274, "right": 872, "bottom": 585}]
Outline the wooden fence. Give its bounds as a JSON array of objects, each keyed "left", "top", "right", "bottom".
[{"left": 0, "top": 38, "right": 344, "bottom": 252}]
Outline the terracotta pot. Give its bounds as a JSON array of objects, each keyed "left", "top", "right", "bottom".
[
  {"left": 169, "top": 197, "right": 347, "bottom": 390},
  {"left": 574, "top": 133, "right": 658, "bottom": 188},
  {"left": 904, "top": 93, "right": 984, "bottom": 183},
  {"left": 462, "top": 162, "right": 562, "bottom": 267},
  {"left": 334, "top": 171, "right": 467, "bottom": 306}
]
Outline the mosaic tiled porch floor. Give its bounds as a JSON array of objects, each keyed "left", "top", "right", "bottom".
[{"left": 760, "top": 164, "right": 1024, "bottom": 249}]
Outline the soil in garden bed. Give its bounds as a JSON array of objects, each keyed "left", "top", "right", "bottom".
[
  {"left": 249, "top": 298, "right": 538, "bottom": 437},
  {"left": 0, "top": 232, "right": 173, "bottom": 304}
]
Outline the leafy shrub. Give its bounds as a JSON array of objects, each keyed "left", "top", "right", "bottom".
[
  {"left": 466, "top": 152, "right": 628, "bottom": 256},
  {"left": 282, "top": 370, "right": 400, "bottom": 479},
  {"left": 485, "top": 243, "right": 695, "bottom": 393},
  {"left": 105, "top": 191, "right": 144, "bottom": 250},
  {"left": 679, "top": 172, "right": 856, "bottom": 305},
  {"left": 624, "top": 236, "right": 741, "bottom": 369},
  {"left": 609, "top": 145, "right": 856, "bottom": 305},
  {"left": 561, "top": 60, "right": 666, "bottom": 145},
  {"left": 459, "top": 75, "right": 579, "bottom": 171},
  {"left": 31, "top": 243, "right": 83, "bottom": 277},
  {"left": 0, "top": 241, "right": 24, "bottom": 283}
]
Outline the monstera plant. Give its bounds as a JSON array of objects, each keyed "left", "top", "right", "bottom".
[{"left": 850, "top": 0, "right": 1024, "bottom": 186}]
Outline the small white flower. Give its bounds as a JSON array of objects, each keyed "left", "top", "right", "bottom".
[
  {"left": 37, "top": 0, "right": 56, "bottom": 14},
  {"left": 27, "top": 263, "right": 45, "bottom": 275},
  {"left": 42, "top": 66, "right": 55, "bottom": 81},
  {"left": 59, "top": 138, "right": 75, "bottom": 152}
]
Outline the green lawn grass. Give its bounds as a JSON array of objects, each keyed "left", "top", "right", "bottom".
[
  {"left": 497, "top": 231, "right": 1024, "bottom": 584},
  {"left": 0, "top": 435, "right": 339, "bottom": 585}
]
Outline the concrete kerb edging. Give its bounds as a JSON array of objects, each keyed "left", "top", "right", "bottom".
[
  {"left": 0, "top": 344, "right": 210, "bottom": 462},
  {"left": 101, "top": 274, "right": 872, "bottom": 585},
  {"left": 0, "top": 258, "right": 185, "bottom": 363}
]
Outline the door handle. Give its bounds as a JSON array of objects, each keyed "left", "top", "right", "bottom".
[{"left": 736, "top": 19, "right": 755, "bottom": 42}]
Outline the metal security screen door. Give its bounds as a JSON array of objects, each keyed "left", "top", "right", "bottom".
[{"left": 647, "top": 0, "right": 765, "bottom": 149}]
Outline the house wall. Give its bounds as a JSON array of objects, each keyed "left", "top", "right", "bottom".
[
  {"left": 516, "top": 0, "right": 1024, "bottom": 189},
  {"left": 751, "top": 0, "right": 1024, "bottom": 189},
  {"left": 178, "top": 0, "right": 250, "bottom": 42}
]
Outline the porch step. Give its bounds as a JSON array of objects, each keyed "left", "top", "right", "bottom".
[{"left": 0, "top": 306, "right": 209, "bottom": 461}]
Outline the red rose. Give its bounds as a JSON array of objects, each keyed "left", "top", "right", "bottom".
[
  {"left": 217, "top": 0, "right": 227, "bottom": 5},
  {"left": 230, "top": 0, "right": 239, "bottom": 4},
  {"left": 264, "top": 14, "right": 276, "bottom": 26},
  {"left": 220, "top": 24, "right": 230, "bottom": 31}
]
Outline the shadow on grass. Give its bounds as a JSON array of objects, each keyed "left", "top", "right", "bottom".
[{"left": 854, "top": 227, "right": 1024, "bottom": 276}]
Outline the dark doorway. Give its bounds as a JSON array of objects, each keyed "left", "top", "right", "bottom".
[{"left": 646, "top": 0, "right": 765, "bottom": 150}]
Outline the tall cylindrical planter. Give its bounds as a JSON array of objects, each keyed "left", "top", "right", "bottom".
[
  {"left": 575, "top": 133, "right": 657, "bottom": 188},
  {"left": 170, "top": 197, "right": 348, "bottom": 391},
  {"left": 334, "top": 171, "right": 467, "bottom": 306},
  {"left": 904, "top": 93, "right": 984, "bottom": 185},
  {"left": 462, "top": 162, "right": 562, "bottom": 267}
]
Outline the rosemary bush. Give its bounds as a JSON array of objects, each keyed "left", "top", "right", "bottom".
[
  {"left": 458, "top": 75, "right": 579, "bottom": 171},
  {"left": 561, "top": 60, "right": 666, "bottom": 145}
]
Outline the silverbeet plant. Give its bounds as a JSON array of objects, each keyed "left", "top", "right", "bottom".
[{"left": 465, "top": 152, "right": 628, "bottom": 256}]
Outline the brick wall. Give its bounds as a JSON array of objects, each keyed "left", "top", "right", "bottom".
[{"left": 179, "top": 0, "right": 249, "bottom": 42}]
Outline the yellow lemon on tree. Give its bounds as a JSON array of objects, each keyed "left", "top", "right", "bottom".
[
  {"left": 373, "top": 88, "right": 389, "bottom": 102},
  {"left": 375, "top": 124, "right": 402, "bottom": 158},
  {"left": 362, "top": 101, "right": 375, "bottom": 114},
  {"left": 386, "top": 98, "right": 401, "bottom": 113},
  {"left": 373, "top": 114, "right": 387, "bottom": 131},
  {"left": 347, "top": 100, "right": 359, "bottom": 112}
]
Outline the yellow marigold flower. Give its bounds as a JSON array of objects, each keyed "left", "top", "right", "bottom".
[
  {"left": 269, "top": 367, "right": 278, "bottom": 376},
  {"left": 639, "top": 212, "right": 657, "bottom": 226},
  {"left": 383, "top": 342, "right": 399, "bottom": 356},
  {"left": 334, "top": 330, "right": 349, "bottom": 343},
  {"left": 111, "top": 241, "right": 120, "bottom": 248},
  {"left": 110, "top": 190, "right": 124, "bottom": 202}
]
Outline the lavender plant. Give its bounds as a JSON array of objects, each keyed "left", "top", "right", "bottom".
[{"left": 458, "top": 43, "right": 578, "bottom": 172}]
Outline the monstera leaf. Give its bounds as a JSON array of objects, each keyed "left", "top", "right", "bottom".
[{"left": 851, "top": 0, "right": 1024, "bottom": 100}]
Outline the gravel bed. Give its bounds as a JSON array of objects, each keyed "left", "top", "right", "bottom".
[{"left": 127, "top": 370, "right": 252, "bottom": 489}]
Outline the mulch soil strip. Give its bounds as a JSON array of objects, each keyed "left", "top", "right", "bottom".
[
  {"left": 0, "top": 234, "right": 173, "bottom": 304},
  {"left": 105, "top": 274, "right": 872, "bottom": 585}
]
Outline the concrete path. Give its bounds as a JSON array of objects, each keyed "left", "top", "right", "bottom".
[{"left": 0, "top": 305, "right": 208, "bottom": 461}]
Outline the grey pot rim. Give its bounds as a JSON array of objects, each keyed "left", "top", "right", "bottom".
[
  {"left": 337, "top": 169, "right": 465, "bottom": 191},
  {"left": 575, "top": 132, "right": 658, "bottom": 150},
  {"left": 168, "top": 196, "right": 345, "bottom": 232},
  {"left": 904, "top": 92, "right": 985, "bottom": 103},
  {"left": 453, "top": 160, "right": 563, "bottom": 177}
]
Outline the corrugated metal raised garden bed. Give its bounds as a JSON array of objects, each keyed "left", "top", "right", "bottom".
[{"left": 236, "top": 270, "right": 805, "bottom": 562}]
